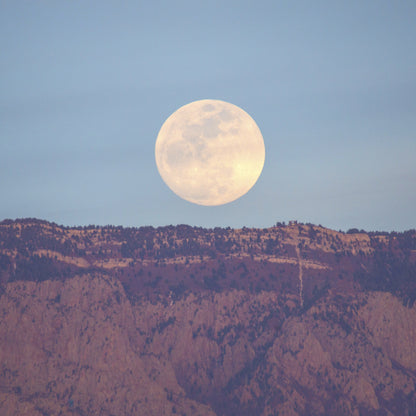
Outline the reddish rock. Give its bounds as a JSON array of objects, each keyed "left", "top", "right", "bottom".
[{"left": 0, "top": 219, "right": 415, "bottom": 415}]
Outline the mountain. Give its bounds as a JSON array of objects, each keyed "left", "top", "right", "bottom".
[{"left": 0, "top": 218, "right": 415, "bottom": 416}]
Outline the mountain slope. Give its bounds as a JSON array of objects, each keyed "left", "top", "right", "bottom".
[{"left": 0, "top": 219, "right": 415, "bottom": 415}]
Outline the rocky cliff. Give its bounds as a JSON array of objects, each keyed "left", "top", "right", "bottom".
[{"left": 0, "top": 219, "right": 415, "bottom": 415}]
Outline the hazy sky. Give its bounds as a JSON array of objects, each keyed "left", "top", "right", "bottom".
[{"left": 1, "top": 1, "right": 415, "bottom": 231}]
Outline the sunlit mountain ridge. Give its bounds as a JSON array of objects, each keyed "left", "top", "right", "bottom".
[{"left": 1, "top": 218, "right": 415, "bottom": 415}]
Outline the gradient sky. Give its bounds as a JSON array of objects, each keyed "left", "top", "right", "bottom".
[{"left": 1, "top": 1, "right": 415, "bottom": 231}]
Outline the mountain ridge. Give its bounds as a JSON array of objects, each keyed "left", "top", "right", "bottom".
[{"left": 1, "top": 218, "right": 416, "bottom": 415}]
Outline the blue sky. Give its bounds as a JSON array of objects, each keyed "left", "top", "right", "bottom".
[{"left": 1, "top": 1, "right": 415, "bottom": 231}]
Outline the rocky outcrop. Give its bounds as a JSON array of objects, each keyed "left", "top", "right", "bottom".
[
  {"left": 0, "top": 219, "right": 415, "bottom": 415},
  {"left": 0, "top": 275, "right": 215, "bottom": 416}
]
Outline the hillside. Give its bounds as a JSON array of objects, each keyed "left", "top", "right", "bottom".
[{"left": 0, "top": 219, "right": 416, "bottom": 415}]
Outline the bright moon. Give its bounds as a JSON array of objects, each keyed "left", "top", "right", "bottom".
[{"left": 155, "top": 99, "right": 265, "bottom": 206}]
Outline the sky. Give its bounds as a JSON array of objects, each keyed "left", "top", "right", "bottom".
[{"left": 1, "top": 1, "right": 415, "bottom": 232}]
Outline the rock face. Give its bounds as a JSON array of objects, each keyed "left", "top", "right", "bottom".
[{"left": 0, "top": 219, "right": 415, "bottom": 415}]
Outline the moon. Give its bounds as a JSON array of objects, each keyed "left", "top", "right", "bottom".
[{"left": 155, "top": 99, "right": 265, "bottom": 206}]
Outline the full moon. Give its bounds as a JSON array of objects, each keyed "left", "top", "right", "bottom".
[{"left": 155, "top": 99, "right": 265, "bottom": 206}]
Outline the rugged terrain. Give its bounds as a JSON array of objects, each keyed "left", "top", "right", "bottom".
[{"left": 0, "top": 219, "right": 416, "bottom": 415}]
